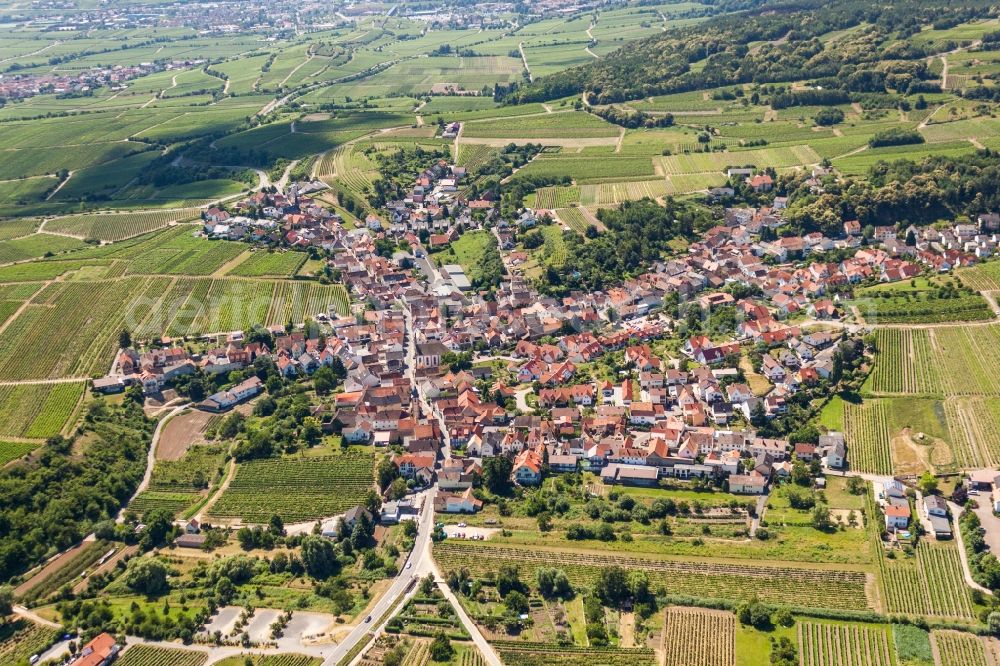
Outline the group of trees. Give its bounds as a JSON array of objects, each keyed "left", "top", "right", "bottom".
[
  {"left": 537, "top": 198, "right": 709, "bottom": 294},
  {"left": 781, "top": 150, "right": 1000, "bottom": 234},
  {"left": 0, "top": 399, "right": 152, "bottom": 581},
  {"left": 504, "top": 0, "right": 975, "bottom": 105},
  {"left": 589, "top": 105, "right": 674, "bottom": 128}
]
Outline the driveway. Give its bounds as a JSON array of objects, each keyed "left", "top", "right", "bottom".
[{"left": 971, "top": 497, "right": 1000, "bottom": 554}]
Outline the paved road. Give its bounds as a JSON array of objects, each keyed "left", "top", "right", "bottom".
[
  {"left": 948, "top": 499, "right": 994, "bottom": 596},
  {"left": 322, "top": 487, "right": 436, "bottom": 665}
]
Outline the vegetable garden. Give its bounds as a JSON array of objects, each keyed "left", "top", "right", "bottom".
[
  {"left": 434, "top": 542, "right": 872, "bottom": 611},
  {"left": 208, "top": 454, "right": 374, "bottom": 523},
  {"left": 662, "top": 607, "right": 734, "bottom": 666}
]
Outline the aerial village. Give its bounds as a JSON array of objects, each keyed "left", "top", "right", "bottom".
[{"left": 99, "top": 156, "right": 1000, "bottom": 537}]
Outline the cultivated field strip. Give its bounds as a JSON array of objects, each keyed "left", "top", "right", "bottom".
[
  {"left": 843, "top": 400, "right": 892, "bottom": 475},
  {"left": 135, "top": 277, "right": 350, "bottom": 338},
  {"left": 44, "top": 208, "right": 201, "bottom": 241},
  {"left": 868, "top": 329, "right": 942, "bottom": 395},
  {"left": 0, "top": 382, "right": 83, "bottom": 439},
  {"left": 917, "top": 544, "right": 975, "bottom": 620},
  {"left": 931, "top": 326, "right": 1000, "bottom": 396},
  {"left": 943, "top": 399, "right": 988, "bottom": 468},
  {"left": 662, "top": 607, "right": 734, "bottom": 666},
  {"left": 798, "top": 622, "right": 892, "bottom": 666},
  {"left": 933, "top": 630, "right": 990, "bottom": 666},
  {"left": 491, "top": 641, "right": 656, "bottom": 666},
  {"left": 434, "top": 542, "right": 872, "bottom": 611},
  {"left": 208, "top": 454, "right": 374, "bottom": 523},
  {"left": 878, "top": 543, "right": 974, "bottom": 620},
  {"left": 115, "top": 644, "right": 208, "bottom": 666},
  {"left": 958, "top": 262, "right": 1000, "bottom": 291}
]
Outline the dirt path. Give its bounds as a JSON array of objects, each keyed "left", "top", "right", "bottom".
[
  {"left": 195, "top": 458, "right": 237, "bottom": 523},
  {"left": 116, "top": 403, "right": 190, "bottom": 523},
  {"left": 280, "top": 53, "right": 314, "bottom": 88},
  {"left": 275, "top": 158, "right": 300, "bottom": 192},
  {"left": 619, "top": 612, "right": 635, "bottom": 648},
  {"left": 44, "top": 170, "right": 73, "bottom": 201},
  {"left": 211, "top": 250, "right": 251, "bottom": 277},
  {"left": 518, "top": 42, "right": 532, "bottom": 82},
  {"left": 13, "top": 605, "right": 61, "bottom": 628},
  {"left": 0, "top": 40, "right": 61, "bottom": 64},
  {"left": 72, "top": 544, "right": 137, "bottom": 594}
]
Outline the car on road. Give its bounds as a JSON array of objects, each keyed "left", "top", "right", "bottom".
[
  {"left": 365, "top": 615, "right": 372, "bottom": 623},
  {"left": 457, "top": 522, "right": 467, "bottom": 528},
  {"left": 406, "top": 562, "right": 412, "bottom": 569}
]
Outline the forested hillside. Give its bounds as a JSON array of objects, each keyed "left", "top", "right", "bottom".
[{"left": 506, "top": 0, "right": 999, "bottom": 104}]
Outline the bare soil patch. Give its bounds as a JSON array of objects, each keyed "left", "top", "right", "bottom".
[
  {"left": 14, "top": 539, "right": 92, "bottom": 597},
  {"left": 890, "top": 428, "right": 933, "bottom": 476},
  {"left": 157, "top": 409, "right": 217, "bottom": 460}
]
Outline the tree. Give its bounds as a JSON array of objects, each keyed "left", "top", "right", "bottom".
[
  {"left": 124, "top": 557, "right": 169, "bottom": 596},
  {"left": 377, "top": 456, "right": 399, "bottom": 491},
  {"left": 269, "top": 515, "right": 285, "bottom": 536},
  {"left": 846, "top": 475, "right": 867, "bottom": 495},
  {"left": 771, "top": 636, "right": 798, "bottom": 666},
  {"left": 505, "top": 590, "right": 529, "bottom": 615},
  {"left": 811, "top": 504, "right": 834, "bottom": 531},
  {"left": 736, "top": 599, "right": 771, "bottom": 629},
  {"left": 312, "top": 366, "right": 338, "bottom": 395},
  {"left": 429, "top": 632, "right": 454, "bottom": 662},
  {"left": 917, "top": 472, "right": 938, "bottom": 495},
  {"left": 482, "top": 456, "right": 513, "bottom": 494},
  {"left": 300, "top": 417, "right": 322, "bottom": 446},
  {"left": 497, "top": 564, "right": 525, "bottom": 597},
  {"left": 594, "top": 566, "right": 630, "bottom": 606},
  {"left": 773, "top": 608, "right": 794, "bottom": 627},
  {"left": 119, "top": 329, "right": 132, "bottom": 349},
  {"left": 0, "top": 585, "right": 13, "bottom": 621},
  {"left": 300, "top": 535, "right": 338, "bottom": 579}
]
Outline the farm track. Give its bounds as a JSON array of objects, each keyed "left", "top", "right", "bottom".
[{"left": 116, "top": 403, "right": 191, "bottom": 524}]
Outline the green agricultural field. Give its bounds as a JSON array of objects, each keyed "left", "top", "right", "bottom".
[
  {"left": 514, "top": 156, "right": 655, "bottom": 184},
  {"left": 0, "top": 382, "right": 84, "bottom": 439},
  {"left": 432, "top": 230, "right": 497, "bottom": 286},
  {"left": 227, "top": 250, "right": 307, "bottom": 277},
  {"left": 116, "top": 645, "right": 208, "bottom": 666},
  {"left": 208, "top": 453, "right": 375, "bottom": 523},
  {"left": 658, "top": 146, "right": 820, "bottom": 175},
  {"left": 798, "top": 621, "right": 893, "bottom": 666},
  {"left": 0, "top": 619, "right": 59, "bottom": 665},
  {"left": 434, "top": 541, "right": 872, "bottom": 611},
  {"left": 0, "top": 440, "right": 40, "bottom": 466},
  {"left": 934, "top": 631, "right": 990, "bottom": 666},
  {"left": 461, "top": 112, "right": 620, "bottom": 139},
  {"left": 132, "top": 444, "right": 228, "bottom": 518},
  {"left": 44, "top": 209, "right": 201, "bottom": 241},
  {"left": 0, "top": 233, "right": 87, "bottom": 265}
]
